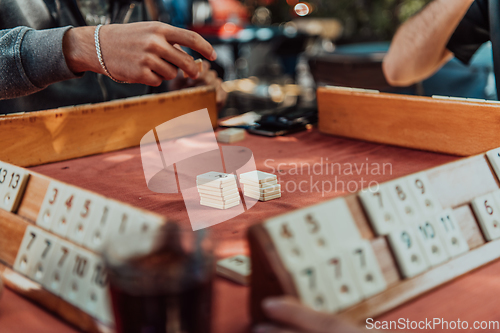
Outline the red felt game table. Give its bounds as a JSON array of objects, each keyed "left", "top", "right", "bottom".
[{"left": 2, "top": 88, "right": 500, "bottom": 333}]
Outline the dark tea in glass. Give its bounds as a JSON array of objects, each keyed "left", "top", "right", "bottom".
[{"left": 104, "top": 224, "right": 214, "bottom": 333}]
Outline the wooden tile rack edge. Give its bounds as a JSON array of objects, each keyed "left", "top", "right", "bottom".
[
  {"left": 0, "top": 86, "right": 217, "bottom": 167},
  {"left": 337, "top": 238, "right": 500, "bottom": 323},
  {"left": 317, "top": 87, "right": 500, "bottom": 156},
  {"left": 0, "top": 264, "right": 108, "bottom": 333}
]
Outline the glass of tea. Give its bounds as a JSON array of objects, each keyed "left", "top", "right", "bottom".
[{"left": 103, "top": 222, "right": 214, "bottom": 333}]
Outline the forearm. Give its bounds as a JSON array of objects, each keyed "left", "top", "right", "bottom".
[
  {"left": 383, "top": 0, "right": 474, "bottom": 86},
  {"left": 63, "top": 26, "right": 102, "bottom": 74},
  {"left": 0, "top": 26, "right": 81, "bottom": 101},
  {"left": 1, "top": 22, "right": 217, "bottom": 102}
]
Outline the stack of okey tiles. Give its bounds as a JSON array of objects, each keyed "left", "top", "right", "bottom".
[
  {"left": 240, "top": 171, "right": 281, "bottom": 202},
  {"left": 249, "top": 148, "right": 500, "bottom": 324},
  {"left": 0, "top": 160, "right": 167, "bottom": 332},
  {"left": 197, "top": 172, "right": 241, "bottom": 209}
]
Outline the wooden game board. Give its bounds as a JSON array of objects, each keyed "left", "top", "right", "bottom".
[
  {"left": 4, "top": 85, "right": 500, "bottom": 333},
  {"left": 317, "top": 86, "right": 500, "bottom": 156}
]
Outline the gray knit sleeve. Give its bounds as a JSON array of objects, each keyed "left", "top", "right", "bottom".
[{"left": 0, "top": 26, "right": 82, "bottom": 100}]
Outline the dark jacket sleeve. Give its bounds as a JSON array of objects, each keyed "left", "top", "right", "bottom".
[
  {"left": 447, "top": 0, "right": 490, "bottom": 64},
  {"left": 0, "top": 26, "right": 81, "bottom": 100}
]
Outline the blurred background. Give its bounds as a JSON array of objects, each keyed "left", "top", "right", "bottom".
[{"left": 155, "top": 0, "right": 495, "bottom": 122}]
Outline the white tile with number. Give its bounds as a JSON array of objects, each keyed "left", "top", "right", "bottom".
[
  {"left": 0, "top": 163, "right": 29, "bottom": 212},
  {"left": 434, "top": 209, "right": 469, "bottom": 258},
  {"left": 36, "top": 181, "right": 67, "bottom": 230},
  {"left": 13, "top": 226, "right": 46, "bottom": 276},
  {"left": 265, "top": 217, "right": 313, "bottom": 271},
  {"left": 106, "top": 202, "right": 139, "bottom": 238},
  {"left": 81, "top": 253, "right": 113, "bottom": 325},
  {"left": 343, "top": 240, "right": 387, "bottom": 298},
  {"left": 42, "top": 239, "right": 76, "bottom": 295},
  {"left": 295, "top": 199, "right": 363, "bottom": 260},
  {"left": 486, "top": 148, "right": 500, "bottom": 181},
  {"left": 106, "top": 205, "right": 167, "bottom": 258},
  {"left": 382, "top": 180, "right": 422, "bottom": 224},
  {"left": 51, "top": 185, "right": 86, "bottom": 237},
  {"left": 27, "top": 232, "right": 58, "bottom": 284},
  {"left": 292, "top": 206, "right": 339, "bottom": 257},
  {"left": 82, "top": 199, "right": 114, "bottom": 253},
  {"left": 60, "top": 246, "right": 94, "bottom": 307},
  {"left": 405, "top": 173, "right": 442, "bottom": 216},
  {"left": 388, "top": 227, "right": 430, "bottom": 278},
  {"left": 132, "top": 210, "right": 164, "bottom": 236},
  {"left": 0, "top": 162, "right": 9, "bottom": 200},
  {"left": 471, "top": 193, "right": 500, "bottom": 241},
  {"left": 291, "top": 263, "right": 339, "bottom": 313},
  {"left": 359, "top": 187, "right": 401, "bottom": 235},
  {"left": 216, "top": 255, "right": 251, "bottom": 285},
  {"left": 67, "top": 191, "right": 103, "bottom": 245},
  {"left": 413, "top": 219, "right": 450, "bottom": 267},
  {"left": 321, "top": 249, "right": 363, "bottom": 309}
]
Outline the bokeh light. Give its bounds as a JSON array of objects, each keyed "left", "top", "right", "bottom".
[
  {"left": 294, "top": 3, "right": 310, "bottom": 16},
  {"left": 221, "top": 22, "right": 238, "bottom": 35}
]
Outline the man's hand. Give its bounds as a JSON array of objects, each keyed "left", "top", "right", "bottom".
[
  {"left": 169, "top": 59, "right": 227, "bottom": 109},
  {"left": 63, "top": 22, "right": 217, "bottom": 86},
  {"left": 253, "top": 296, "right": 367, "bottom": 333}
]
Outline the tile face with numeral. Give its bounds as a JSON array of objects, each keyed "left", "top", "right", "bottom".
[
  {"left": 13, "top": 226, "right": 46, "bottom": 276},
  {"left": 27, "top": 232, "right": 58, "bottom": 284},
  {"left": 293, "top": 208, "right": 338, "bottom": 257},
  {"left": 36, "top": 181, "right": 67, "bottom": 230},
  {"left": 387, "top": 227, "right": 430, "bottom": 278},
  {"left": 265, "top": 216, "right": 313, "bottom": 270},
  {"left": 51, "top": 186, "right": 81, "bottom": 237},
  {"left": 343, "top": 240, "right": 387, "bottom": 298},
  {"left": 471, "top": 193, "right": 500, "bottom": 241},
  {"left": 0, "top": 165, "right": 29, "bottom": 212},
  {"left": 359, "top": 187, "right": 401, "bottom": 236},
  {"left": 61, "top": 246, "right": 94, "bottom": 307},
  {"left": 291, "top": 263, "right": 339, "bottom": 313},
  {"left": 111, "top": 208, "right": 167, "bottom": 259},
  {"left": 405, "top": 173, "right": 442, "bottom": 216},
  {"left": 216, "top": 255, "right": 251, "bottom": 285},
  {"left": 67, "top": 192, "right": 103, "bottom": 245},
  {"left": 106, "top": 203, "right": 138, "bottom": 238},
  {"left": 413, "top": 219, "right": 450, "bottom": 267},
  {"left": 434, "top": 209, "right": 469, "bottom": 258},
  {"left": 0, "top": 162, "right": 9, "bottom": 196},
  {"left": 321, "top": 249, "right": 363, "bottom": 309},
  {"left": 486, "top": 148, "right": 500, "bottom": 181},
  {"left": 81, "top": 253, "right": 113, "bottom": 325},
  {"left": 83, "top": 199, "right": 113, "bottom": 253},
  {"left": 42, "top": 239, "right": 76, "bottom": 295},
  {"left": 132, "top": 211, "right": 164, "bottom": 236},
  {"left": 273, "top": 199, "right": 362, "bottom": 265},
  {"left": 383, "top": 180, "right": 421, "bottom": 224}
]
